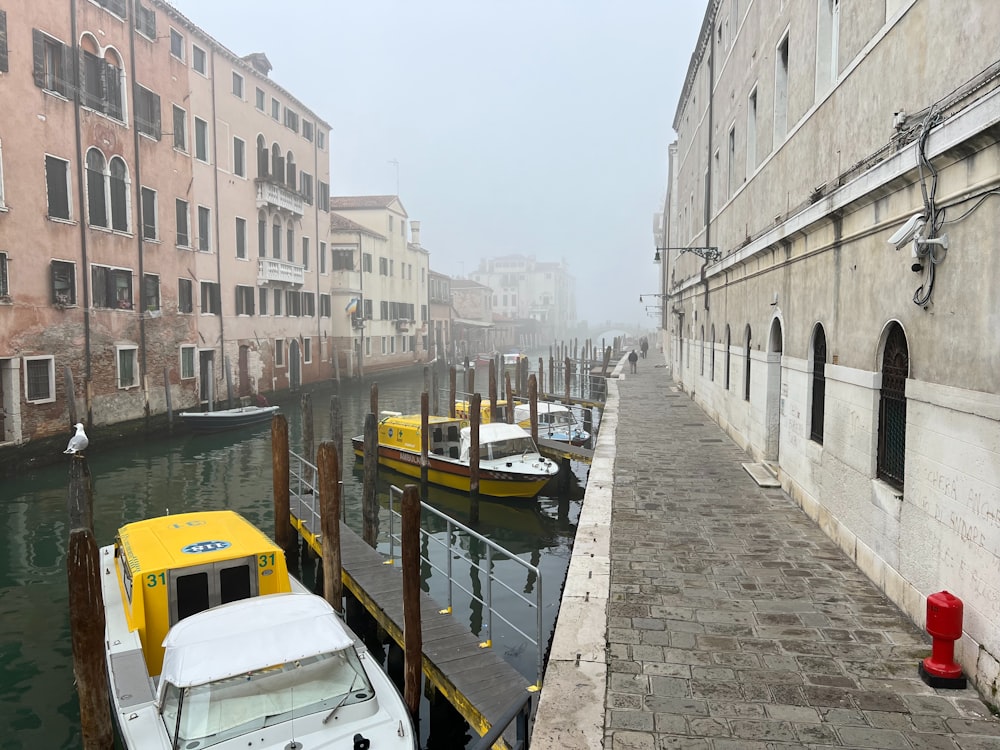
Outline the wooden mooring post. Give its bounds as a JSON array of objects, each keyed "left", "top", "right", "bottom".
[
  {"left": 420, "top": 392, "right": 430, "bottom": 489},
  {"left": 469, "top": 393, "right": 481, "bottom": 524},
  {"left": 449, "top": 366, "right": 457, "bottom": 417},
  {"left": 370, "top": 382, "right": 379, "bottom": 417},
  {"left": 504, "top": 372, "right": 514, "bottom": 423},
  {"left": 488, "top": 359, "right": 497, "bottom": 424},
  {"left": 66, "top": 456, "right": 113, "bottom": 750},
  {"left": 317, "top": 441, "right": 343, "bottom": 614},
  {"left": 362, "top": 412, "right": 379, "bottom": 548},
  {"left": 401, "top": 484, "right": 423, "bottom": 718},
  {"left": 528, "top": 375, "right": 539, "bottom": 444}
]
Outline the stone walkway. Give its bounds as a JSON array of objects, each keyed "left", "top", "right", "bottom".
[{"left": 532, "top": 354, "right": 1000, "bottom": 749}]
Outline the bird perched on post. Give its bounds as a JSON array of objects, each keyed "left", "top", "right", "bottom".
[{"left": 64, "top": 422, "right": 89, "bottom": 455}]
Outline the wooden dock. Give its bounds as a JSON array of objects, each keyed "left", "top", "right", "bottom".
[
  {"left": 288, "top": 497, "right": 532, "bottom": 741},
  {"left": 537, "top": 437, "right": 594, "bottom": 464}
]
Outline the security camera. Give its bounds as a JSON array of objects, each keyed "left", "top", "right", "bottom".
[{"left": 888, "top": 213, "right": 925, "bottom": 249}]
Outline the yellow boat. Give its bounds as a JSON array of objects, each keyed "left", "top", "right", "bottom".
[
  {"left": 351, "top": 412, "right": 558, "bottom": 499},
  {"left": 101, "top": 509, "right": 415, "bottom": 749}
]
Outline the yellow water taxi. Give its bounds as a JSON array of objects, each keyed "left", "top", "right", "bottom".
[{"left": 101, "top": 509, "right": 415, "bottom": 749}]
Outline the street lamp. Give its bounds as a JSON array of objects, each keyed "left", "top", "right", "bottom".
[{"left": 655, "top": 245, "right": 721, "bottom": 263}]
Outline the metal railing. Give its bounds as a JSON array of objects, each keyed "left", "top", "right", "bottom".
[{"left": 385, "top": 485, "right": 544, "bottom": 688}]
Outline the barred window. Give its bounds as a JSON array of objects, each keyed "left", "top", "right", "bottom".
[
  {"left": 877, "top": 324, "right": 908, "bottom": 489},
  {"left": 810, "top": 325, "right": 827, "bottom": 444}
]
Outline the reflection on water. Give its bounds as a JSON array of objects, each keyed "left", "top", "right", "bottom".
[{"left": 0, "top": 368, "right": 586, "bottom": 748}]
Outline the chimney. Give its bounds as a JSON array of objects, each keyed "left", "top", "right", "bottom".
[{"left": 410, "top": 220, "right": 421, "bottom": 246}]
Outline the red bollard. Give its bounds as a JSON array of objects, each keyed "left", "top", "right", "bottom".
[{"left": 918, "top": 590, "right": 967, "bottom": 689}]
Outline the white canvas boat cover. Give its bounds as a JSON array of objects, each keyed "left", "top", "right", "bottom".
[
  {"left": 160, "top": 593, "right": 354, "bottom": 688},
  {"left": 513, "top": 402, "right": 571, "bottom": 421}
]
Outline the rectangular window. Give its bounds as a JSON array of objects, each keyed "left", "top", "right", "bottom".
[
  {"left": 284, "top": 108, "right": 299, "bottom": 132},
  {"left": 0, "top": 252, "right": 8, "bottom": 298},
  {"left": 774, "top": 33, "right": 789, "bottom": 142},
  {"left": 258, "top": 216, "right": 266, "bottom": 258},
  {"left": 317, "top": 130, "right": 326, "bottom": 150},
  {"left": 233, "top": 137, "right": 245, "bottom": 177},
  {"left": 194, "top": 117, "right": 209, "bottom": 162},
  {"left": 318, "top": 181, "right": 329, "bottom": 210},
  {"left": 728, "top": 125, "right": 736, "bottom": 197},
  {"left": 258, "top": 287, "right": 268, "bottom": 316},
  {"left": 301, "top": 237, "right": 310, "bottom": 270},
  {"left": 24, "top": 356, "right": 55, "bottom": 402},
  {"left": 747, "top": 87, "right": 758, "bottom": 178},
  {"left": 303, "top": 337, "right": 312, "bottom": 363},
  {"left": 381, "top": 336, "right": 387, "bottom": 355},
  {"left": 319, "top": 241, "right": 327, "bottom": 274},
  {"left": 235, "top": 285, "right": 254, "bottom": 315},
  {"left": 232, "top": 71, "right": 244, "bottom": 99},
  {"left": 285, "top": 289, "right": 301, "bottom": 317},
  {"left": 816, "top": 0, "right": 840, "bottom": 94},
  {"left": 32, "top": 31, "right": 71, "bottom": 97},
  {"left": 379, "top": 257, "right": 388, "bottom": 276},
  {"left": 380, "top": 300, "right": 388, "bottom": 319},
  {"left": 362, "top": 252, "right": 372, "bottom": 272},
  {"left": 169, "top": 28, "right": 184, "bottom": 61},
  {"left": 275, "top": 338, "right": 284, "bottom": 367},
  {"left": 45, "top": 155, "right": 71, "bottom": 220},
  {"left": 91, "top": 264, "right": 133, "bottom": 309},
  {"left": 134, "top": 0, "right": 156, "bottom": 39},
  {"left": 180, "top": 345, "right": 196, "bottom": 379},
  {"left": 271, "top": 98, "right": 280, "bottom": 121},
  {"left": 365, "top": 337, "right": 371, "bottom": 357},
  {"left": 178, "top": 278, "right": 193, "bottom": 313},
  {"left": 135, "top": 86, "right": 161, "bottom": 139},
  {"left": 255, "top": 87, "right": 265, "bottom": 111},
  {"left": 320, "top": 294, "right": 331, "bottom": 317},
  {"left": 115, "top": 346, "right": 138, "bottom": 389},
  {"left": 303, "top": 292, "right": 315, "bottom": 317},
  {"left": 300, "top": 172, "right": 313, "bottom": 204},
  {"left": 303, "top": 120, "right": 314, "bottom": 142},
  {"left": 363, "top": 299, "right": 373, "bottom": 319},
  {"left": 197, "top": 206, "right": 210, "bottom": 251},
  {"left": 175, "top": 199, "right": 190, "bottom": 247},
  {"left": 286, "top": 227, "right": 295, "bottom": 262},
  {"left": 200, "top": 281, "right": 220, "bottom": 314},
  {"left": 192, "top": 45, "right": 206, "bottom": 74},
  {"left": 51, "top": 260, "right": 76, "bottom": 305},
  {"left": 140, "top": 187, "right": 157, "bottom": 240},
  {"left": 142, "top": 273, "right": 160, "bottom": 311},
  {"left": 273, "top": 288, "right": 282, "bottom": 316},
  {"left": 235, "top": 217, "right": 246, "bottom": 259},
  {"left": 172, "top": 105, "right": 187, "bottom": 151}
]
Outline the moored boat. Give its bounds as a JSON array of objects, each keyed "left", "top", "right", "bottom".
[
  {"left": 101, "top": 509, "right": 415, "bottom": 749},
  {"left": 513, "top": 401, "right": 591, "bottom": 446},
  {"left": 351, "top": 412, "right": 558, "bottom": 499},
  {"left": 177, "top": 404, "right": 279, "bottom": 433}
]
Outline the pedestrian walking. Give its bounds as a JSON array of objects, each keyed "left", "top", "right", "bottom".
[
  {"left": 628, "top": 349, "right": 638, "bottom": 374},
  {"left": 640, "top": 336, "right": 649, "bottom": 359}
]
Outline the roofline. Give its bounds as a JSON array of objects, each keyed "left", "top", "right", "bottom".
[{"left": 672, "top": 0, "right": 719, "bottom": 132}]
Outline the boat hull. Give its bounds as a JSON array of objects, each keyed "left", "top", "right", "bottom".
[
  {"left": 178, "top": 405, "right": 279, "bottom": 433},
  {"left": 352, "top": 438, "right": 554, "bottom": 498}
]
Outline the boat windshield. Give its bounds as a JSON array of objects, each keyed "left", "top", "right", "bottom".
[
  {"left": 483, "top": 436, "right": 537, "bottom": 460},
  {"left": 160, "top": 648, "right": 373, "bottom": 748}
]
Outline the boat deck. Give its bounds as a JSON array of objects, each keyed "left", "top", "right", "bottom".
[{"left": 289, "top": 500, "right": 532, "bottom": 741}]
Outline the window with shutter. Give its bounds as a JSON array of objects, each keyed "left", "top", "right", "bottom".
[{"left": 0, "top": 11, "right": 8, "bottom": 73}]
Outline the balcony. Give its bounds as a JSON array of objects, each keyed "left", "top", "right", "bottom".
[
  {"left": 255, "top": 179, "right": 304, "bottom": 216},
  {"left": 258, "top": 258, "right": 305, "bottom": 285}
]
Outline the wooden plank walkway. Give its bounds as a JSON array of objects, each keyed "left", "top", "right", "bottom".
[
  {"left": 288, "top": 498, "right": 531, "bottom": 741},
  {"left": 537, "top": 437, "right": 594, "bottom": 464}
]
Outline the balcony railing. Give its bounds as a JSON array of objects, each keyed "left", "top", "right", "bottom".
[
  {"left": 258, "top": 258, "right": 305, "bottom": 285},
  {"left": 255, "top": 179, "right": 304, "bottom": 216}
]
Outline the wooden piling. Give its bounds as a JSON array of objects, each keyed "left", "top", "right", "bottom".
[
  {"left": 163, "top": 366, "right": 173, "bottom": 427},
  {"left": 564, "top": 356, "right": 571, "bottom": 404},
  {"left": 467, "top": 364, "right": 475, "bottom": 398},
  {"left": 431, "top": 366, "right": 439, "bottom": 416},
  {"left": 329, "top": 395, "right": 343, "bottom": 481},
  {"left": 528, "top": 375, "right": 539, "bottom": 444},
  {"left": 488, "top": 359, "right": 497, "bottom": 425},
  {"left": 504, "top": 372, "right": 514, "bottom": 423},
  {"left": 301, "top": 392, "right": 314, "bottom": 466},
  {"left": 420, "top": 392, "right": 429, "bottom": 488},
  {"left": 370, "top": 383, "right": 379, "bottom": 418},
  {"left": 401, "top": 484, "right": 423, "bottom": 718},
  {"left": 317, "top": 441, "right": 343, "bottom": 614},
  {"left": 538, "top": 358, "right": 544, "bottom": 400},
  {"left": 549, "top": 355, "right": 555, "bottom": 395},
  {"left": 449, "top": 366, "right": 457, "bottom": 418},
  {"left": 67, "top": 452, "right": 95, "bottom": 532},
  {"left": 224, "top": 355, "right": 234, "bottom": 408},
  {"left": 362, "top": 412, "right": 379, "bottom": 548},
  {"left": 469, "top": 393, "right": 481, "bottom": 523},
  {"left": 271, "top": 414, "right": 292, "bottom": 556}
]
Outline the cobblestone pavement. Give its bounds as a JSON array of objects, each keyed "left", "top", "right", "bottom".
[{"left": 605, "top": 361, "right": 1000, "bottom": 749}]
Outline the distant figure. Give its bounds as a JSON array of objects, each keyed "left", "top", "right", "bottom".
[
  {"left": 640, "top": 336, "right": 649, "bottom": 359},
  {"left": 628, "top": 349, "right": 638, "bottom": 374},
  {"left": 255, "top": 392, "right": 270, "bottom": 408},
  {"left": 64, "top": 422, "right": 89, "bottom": 455}
]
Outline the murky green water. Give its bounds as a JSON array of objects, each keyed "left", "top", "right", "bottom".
[{"left": 0, "top": 370, "right": 584, "bottom": 748}]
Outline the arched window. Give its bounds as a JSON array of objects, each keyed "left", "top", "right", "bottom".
[
  {"left": 271, "top": 143, "right": 284, "bottom": 185},
  {"left": 109, "top": 156, "right": 129, "bottom": 232},
  {"left": 272, "top": 217, "right": 281, "bottom": 259},
  {"left": 86, "top": 148, "right": 108, "bottom": 228},
  {"left": 810, "top": 324, "right": 827, "bottom": 443},
  {"left": 256, "top": 135, "right": 268, "bottom": 179},
  {"left": 286, "top": 220, "right": 295, "bottom": 262},
  {"left": 724, "top": 325, "right": 731, "bottom": 390},
  {"left": 257, "top": 210, "right": 267, "bottom": 257},
  {"left": 877, "top": 323, "right": 908, "bottom": 489},
  {"left": 743, "top": 325, "right": 752, "bottom": 401},
  {"left": 286, "top": 151, "right": 296, "bottom": 188},
  {"left": 710, "top": 324, "right": 716, "bottom": 380}
]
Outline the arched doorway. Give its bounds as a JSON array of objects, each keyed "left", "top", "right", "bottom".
[{"left": 765, "top": 317, "right": 783, "bottom": 461}]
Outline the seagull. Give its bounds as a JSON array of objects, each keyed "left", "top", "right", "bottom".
[{"left": 64, "top": 423, "right": 89, "bottom": 454}]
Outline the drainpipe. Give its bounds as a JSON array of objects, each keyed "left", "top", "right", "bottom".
[
  {"left": 69, "top": 0, "right": 93, "bottom": 427},
  {"left": 209, "top": 47, "right": 225, "bottom": 405},
  {"left": 703, "top": 26, "right": 714, "bottom": 313},
  {"left": 125, "top": 0, "right": 150, "bottom": 423}
]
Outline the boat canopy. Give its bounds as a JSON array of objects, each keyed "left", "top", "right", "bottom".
[
  {"left": 160, "top": 593, "right": 354, "bottom": 688},
  {"left": 460, "top": 422, "right": 538, "bottom": 461},
  {"left": 513, "top": 402, "right": 572, "bottom": 421}
]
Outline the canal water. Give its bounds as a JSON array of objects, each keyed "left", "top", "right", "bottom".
[{"left": 0, "top": 367, "right": 587, "bottom": 748}]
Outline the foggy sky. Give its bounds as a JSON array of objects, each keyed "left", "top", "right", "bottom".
[{"left": 166, "top": 0, "right": 706, "bottom": 333}]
